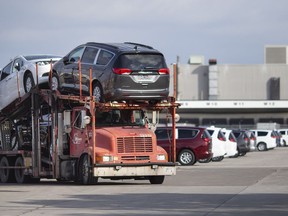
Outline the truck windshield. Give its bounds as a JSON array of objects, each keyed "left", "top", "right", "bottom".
[{"left": 95, "top": 109, "right": 146, "bottom": 127}]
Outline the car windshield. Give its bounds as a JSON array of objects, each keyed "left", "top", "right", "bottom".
[
  {"left": 95, "top": 109, "right": 146, "bottom": 127},
  {"left": 115, "top": 54, "right": 166, "bottom": 70}
]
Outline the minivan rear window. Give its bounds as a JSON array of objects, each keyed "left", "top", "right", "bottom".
[
  {"left": 114, "top": 54, "right": 166, "bottom": 70},
  {"left": 258, "top": 131, "right": 268, "bottom": 136}
]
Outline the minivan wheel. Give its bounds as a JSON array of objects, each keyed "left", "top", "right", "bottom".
[
  {"left": 212, "top": 156, "right": 224, "bottom": 162},
  {"left": 51, "top": 74, "right": 59, "bottom": 91},
  {"left": 24, "top": 73, "right": 35, "bottom": 93},
  {"left": 92, "top": 83, "right": 104, "bottom": 102},
  {"left": 198, "top": 158, "right": 211, "bottom": 163},
  {"left": 178, "top": 149, "right": 196, "bottom": 165},
  {"left": 257, "top": 142, "right": 267, "bottom": 151}
]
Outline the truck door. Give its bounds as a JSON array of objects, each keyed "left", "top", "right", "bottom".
[{"left": 70, "top": 110, "right": 87, "bottom": 157}]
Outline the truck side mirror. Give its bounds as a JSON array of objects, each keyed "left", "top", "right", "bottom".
[
  {"left": 81, "top": 110, "right": 91, "bottom": 128},
  {"left": 83, "top": 116, "right": 91, "bottom": 126}
]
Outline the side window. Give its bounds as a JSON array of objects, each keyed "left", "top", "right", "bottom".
[
  {"left": 12, "top": 58, "right": 23, "bottom": 73},
  {"left": 207, "top": 130, "right": 214, "bottom": 136},
  {"left": 155, "top": 129, "right": 171, "bottom": 140},
  {"left": 258, "top": 131, "right": 268, "bottom": 136},
  {"left": 280, "top": 131, "right": 285, "bottom": 135},
  {"left": 178, "top": 129, "right": 198, "bottom": 139},
  {"left": 81, "top": 47, "right": 99, "bottom": 64},
  {"left": 233, "top": 132, "right": 240, "bottom": 138},
  {"left": 68, "top": 47, "right": 85, "bottom": 63},
  {"left": 73, "top": 111, "right": 82, "bottom": 129},
  {"left": 1, "top": 62, "right": 12, "bottom": 80},
  {"left": 96, "top": 50, "right": 114, "bottom": 65}
]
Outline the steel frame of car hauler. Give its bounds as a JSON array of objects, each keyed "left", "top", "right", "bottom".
[
  {"left": 0, "top": 88, "right": 178, "bottom": 184},
  {"left": 0, "top": 62, "right": 178, "bottom": 184}
]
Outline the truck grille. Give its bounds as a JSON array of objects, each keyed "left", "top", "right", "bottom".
[{"left": 117, "top": 137, "right": 153, "bottom": 153}]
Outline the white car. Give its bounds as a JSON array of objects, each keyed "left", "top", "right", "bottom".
[
  {"left": 251, "top": 129, "right": 277, "bottom": 151},
  {"left": 278, "top": 129, "right": 288, "bottom": 146},
  {"left": 0, "top": 55, "right": 61, "bottom": 110},
  {"left": 221, "top": 128, "right": 238, "bottom": 157},
  {"left": 206, "top": 126, "right": 226, "bottom": 161}
]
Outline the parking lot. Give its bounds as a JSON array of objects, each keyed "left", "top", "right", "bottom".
[{"left": 1, "top": 147, "right": 288, "bottom": 216}]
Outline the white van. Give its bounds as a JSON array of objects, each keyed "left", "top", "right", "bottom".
[
  {"left": 278, "top": 129, "right": 288, "bottom": 146},
  {"left": 206, "top": 126, "right": 227, "bottom": 161},
  {"left": 251, "top": 129, "right": 277, "bottom": 151},
  {"left": 221, "top": 128, "right": 238, "bottom": 157}
]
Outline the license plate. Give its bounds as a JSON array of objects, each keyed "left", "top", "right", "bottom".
[{"left": 134, "top": 75, "right": 154, "bottom": 82}]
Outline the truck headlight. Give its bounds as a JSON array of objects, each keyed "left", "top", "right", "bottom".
[
  {"left": 157, "top": 154, "right": 166, "bottom": 161},
  {"left": 102, "top": 155, "right": 113, "bottom": 162}
]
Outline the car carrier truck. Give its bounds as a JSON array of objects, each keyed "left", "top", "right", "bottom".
[{"left": 0, "top": 88, "right": 178, "bottom": 185}]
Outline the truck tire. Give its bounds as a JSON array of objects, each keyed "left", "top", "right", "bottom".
[
  {"left": 78, "top": 154, "right": 98, "bottom": 185},
  {"left": 149, "top": 176, "right": 165, "bottom": 184},
  {"left": 24, "top": 72, "right": 35, "bottom": 93},
  {"left": 14, "top": 157, "right": 26, "bottom": 183},
  {"left": 178, "top": 149, "right": 196, "bottom": 165},
  {"left": 0, "top": 157, "right": 11, "bottom": 183}
]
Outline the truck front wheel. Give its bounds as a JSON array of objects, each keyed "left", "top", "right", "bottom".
[
  {"left": 78, "top": 154, "right": 98, "bottom": 185},
  {"left": 149, "top": 176, "right": 165, "bottom": 184}
]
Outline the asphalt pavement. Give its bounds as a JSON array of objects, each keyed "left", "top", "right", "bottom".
[{"left": 0, "top": 147, "right": 288, "bottom": 216}]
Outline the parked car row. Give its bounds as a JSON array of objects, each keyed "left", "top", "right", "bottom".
[{"left": 155, "top": 125, "right": 281, "bottom": 166}]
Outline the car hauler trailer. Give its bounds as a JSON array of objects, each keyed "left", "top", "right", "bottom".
[{"left": 0, "top": 89, "right": 178, "bottom": 185}]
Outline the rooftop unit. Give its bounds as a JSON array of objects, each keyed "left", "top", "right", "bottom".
[{"left": 265, "top": 45, "right": 288, "bottom": 64}]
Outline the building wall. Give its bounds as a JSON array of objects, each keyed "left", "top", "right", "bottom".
[
  {"left": 170, "top": 64, "right": 288, "bottom": 100},
  {"left": 169, "top": 64, "right": 209, "bottom": 100}
]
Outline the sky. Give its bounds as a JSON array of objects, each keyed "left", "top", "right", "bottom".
[{"left": 0, "top": 0, "right": 288, "bottom": 67}]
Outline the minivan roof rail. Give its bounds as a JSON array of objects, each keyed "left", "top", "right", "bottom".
[
  {"left": 85, "top": 42, "right": 119, "bottom": 50},
  {"left": 124, "top": 42, "right": 154, "bottom": 49}
]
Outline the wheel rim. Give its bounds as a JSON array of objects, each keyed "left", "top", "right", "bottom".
[
  {"left": 0, "top": 157, "right": 10, "bottom": 183},
  {"left": 25, "top": 76, "right": 33, "bottom": 92},
  {"left": 51, "top": 76, "right": 58, "bottom": 91},
  {"left": 258, "top": 143, "right": 265, "bottom": 151},
  {"left": 93, "top": 86, "right": 102, "bottom": 102},
  {"left": 180, "top": 152, "right": 193, "bottom": 164}
]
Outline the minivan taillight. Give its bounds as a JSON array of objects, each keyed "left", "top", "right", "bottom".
[
  {"left": 218, "top": 137, "right": 225, "bottom": 141},
  {"left": 113, "top": 68, "right": 132, "bottom": 75},
  {"left": 203, "top": 137, "right": 210, "bottom": 143},
  {"left": 229, "top": 137, "right": 236, "bottom": 142},
  {"left": 158, "top": 68, "right": 170, "bottom": 75}
]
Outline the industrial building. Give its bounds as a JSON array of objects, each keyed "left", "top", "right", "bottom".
[{"left": 168, "top": 45, "right": 288, "bottom": 129}]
